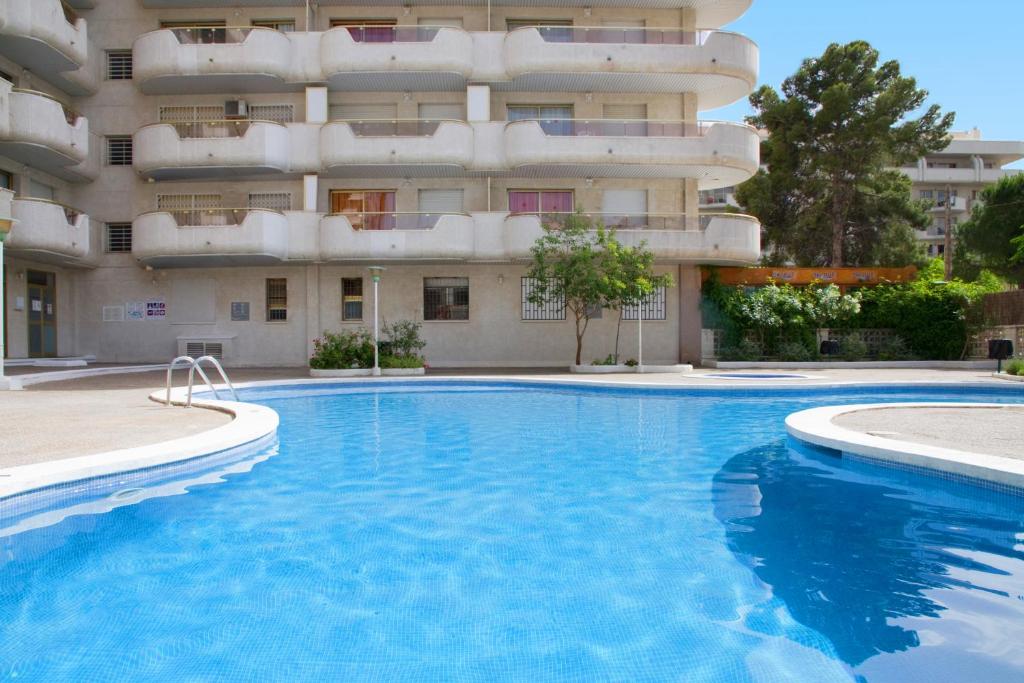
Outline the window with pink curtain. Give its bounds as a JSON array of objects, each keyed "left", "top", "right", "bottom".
[
  {"left": 541, "top": 191, "right": 573, "bottom": 213},
  {"left": 508, "top": 191, "right": 539, "bottom": 214}
]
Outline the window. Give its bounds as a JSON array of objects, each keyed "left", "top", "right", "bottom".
[
  {"left": 506, "top": 19, "right": 573, "bottom": 42},
  {"left": 248, "top": 104, "right": 294, "bottom": 124},
  {"left": 424, "top": 277, "right": 469, "bottom": 321},
  {"left": 623, "top": 286, "right": 667, "bottom": 321},
  {"left": 521, "top": 278, "right": 565, "bottom": 321},
  {"left": 418, "top": 189, "right": 464, "bottom": 214},
  {"left": 330, "top": 190, "right": 396, "bottom": 230},
  {"left": 330, "top": 19, "right": 397, "bottom": 42},
  {"left": 106, "top": 50, "right": 133, "bottom": 80},
  {"left": 342, "top": 278, "right": 363, "bottom": 321},
  {"left": 251, "top": 19, "right": 295, "bottom": 32},
  {"left": 919, "top": 190, "right": 934, "bottom": 200},
  {"left": 508, "top": 190, "right": 574, "bottom": 214},
  {"left": 248, "top": 192, "right": 292, "bottom": 211},
  {"left": 105, "top": 223, "right": 132, "bottom": 253},
  {"left": 418, "top": 18, "right": 463, "bottom": 28},
  {"left": 0, "top": 171, "right": 12, "bottom": 191},
  {"left": 106, "top": 136, "right": 133, "bottom": 166},
  {"left": 266, "top": 278, "right": 287, "bottom": 322}
]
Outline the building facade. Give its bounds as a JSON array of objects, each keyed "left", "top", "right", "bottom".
[{"left": 0, "top": 0, "right": 760, "bottom": 367}]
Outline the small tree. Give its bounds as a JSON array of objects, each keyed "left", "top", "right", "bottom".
[
  {"left": 601, "top": 238, "right": 674, "bottom": 363},
  {"left": 527, "top": 213, "right": 610, "bottom": 365},
  {"left": 956, "top": 174, "right": 1024, "bottom": 285}
]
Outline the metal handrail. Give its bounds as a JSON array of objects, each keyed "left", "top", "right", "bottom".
[
  {"left": 186, "top": 355, "right": 238, "bottom": 407},
  {"left": 165, "top": 355, "right": 195, "bottom": 405}
]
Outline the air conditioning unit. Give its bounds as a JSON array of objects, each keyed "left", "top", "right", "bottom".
[{"left": 224, "top": 100, "right": 248, "bottom": 119}]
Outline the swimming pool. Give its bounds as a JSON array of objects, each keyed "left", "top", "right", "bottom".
[{"left": 2, "top": 381, "right": 1023, "bottom": 681}]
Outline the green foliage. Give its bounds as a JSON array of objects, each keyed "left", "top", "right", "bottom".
[
  {"left": 718, "top": 339, "right": 763, "bottom": 362},
  {"left": 380, "top": 319, "right": 426, "bottom": 358},
  {"left": 739, "top": 40, "right": 954, "bottom": 267},
  {"left": 857, "top": 259, "right": 1001, "bottom": 359},
  {"left": 624, "top": 358, "right": 638, "bottom": 367},
  {"left": 956, "top": 174, "right": 1024, "bottom": 285},
  {"left": 877, "top": 336, "right": 916, "bottom": 361},
  {"left": 839, "top": 334, "right": 869, "bottom": 361},
  {"left": 1005, "top": 358, "right": 1024, "bottom": 376},
  {"left": 592, "top": 354, "right": 618, "bottom": 366},
  {"left": 309, "top": 329, "right": 374, "bottom": 369},
  {"left": 380, "top": 354, "right": 425, "bottom": 369},
  {"left": 527, "top": 211, "right": 674, "bottom": 365},
  {"left": 777, "top": 340, "right": 815, "bottom": 362}
]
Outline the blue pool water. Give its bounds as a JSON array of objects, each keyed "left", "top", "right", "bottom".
[{"left": 2, "top": 382, "right": 1023, "bottom": 682}]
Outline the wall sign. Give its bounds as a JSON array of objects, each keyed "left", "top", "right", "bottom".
[
  {"left": 126, "top": 302, "right": 144, "bottom": 321},
  {"left": 230, "top": 301, "right": 250, "bottom": 322},
  {"left": 145, "top": 300, "right": 166, "bottom": 319}
]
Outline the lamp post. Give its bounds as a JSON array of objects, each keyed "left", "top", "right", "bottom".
[
  {"left": 636, "top": 285, "right": 644, "bottom": 372},
  {"left": 368, "top": 266, "right": 385, "bottom": 376},
  {"left": 0, "top": 213, "right": 12, "bottom": 389}
]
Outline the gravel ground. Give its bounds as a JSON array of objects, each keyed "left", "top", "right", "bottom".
[{"left": 834, "top": 406, "right": 1024, "bottom": 460}]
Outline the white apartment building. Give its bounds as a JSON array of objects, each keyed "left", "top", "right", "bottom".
[
  {"left": 0, "top": 0, "right": 760, "bottom": 368},
  {"left": 900, "top": 129, "right": 1024, "bottom": 258}
]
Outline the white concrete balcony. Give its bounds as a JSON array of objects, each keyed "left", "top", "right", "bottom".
[
  {"left": 320, "top": 26, "right": 474, "bottom": 90},
  {"left": 501, "top": 212, "right": 760, "bottom": 263},
  {"left": 0, "top": 0, "right": 95, "bottom": 94},
  {"left": 502, "top": 27, "right": 757, "bottom": 105},
  {"left": 320, "top": 212, "right": 476, "bottom": 261},
  {"left": 133, "top": 26, "right": 294, "bottom": 95},
  {"left": 7, "top": 198, "right": 91, "bottom": 266},
  {"left": 503, "top": 119, "right": 759, "bottom": 186},
  {"left": 133, "top": 120, "right": 291, "bottom": 181},
  {"left": 927, "top": 196, "right": 969, "bottom": 213},
  {"left": 0, "top": 87, "right": 95, "bottom": 182},
  {"left": 320, "top": 119, "right": 475, "bottom": 177},
  {"left": 132, "top": 208, "right": 291, "bottom": 267}
]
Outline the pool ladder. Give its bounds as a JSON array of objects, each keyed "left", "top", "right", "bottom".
[{"left": 165, "top": 355, "right": 239, "bottom": 407}]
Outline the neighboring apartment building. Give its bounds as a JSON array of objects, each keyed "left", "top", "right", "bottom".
[
  {"left": 0, "top": 0, "right": 760, "bottom": 367},
  {"left": 700, "top": 129, "right": 1024, "bottom": 260}
]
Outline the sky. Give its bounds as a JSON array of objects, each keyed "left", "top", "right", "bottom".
[{"left": 707, "top": 0, "right": 1024, "bottom": 168}]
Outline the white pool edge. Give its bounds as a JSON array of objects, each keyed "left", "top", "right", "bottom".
[
  {"left": 0, "top": 389, "right": 279, "bottom": 501},
  {"left": 785, "top": 403, "right": 1024, "bottom": 489}
]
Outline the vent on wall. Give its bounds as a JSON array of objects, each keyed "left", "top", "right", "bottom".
[{"left": 178, "top": 338, "right": 231, "bottom": 361}]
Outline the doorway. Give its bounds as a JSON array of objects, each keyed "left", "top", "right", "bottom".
[{"left": 27, "top": 270, "right": 57, "bottom": 358}]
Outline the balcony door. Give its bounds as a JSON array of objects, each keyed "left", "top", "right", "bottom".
[
  {"left": 27, "top": 270, "right": 57, "bottom": 358},
  {"left": 508, "top": 105, "right": 574, "bottom": 136},
  {"left": 508, "top": 190, "right": 573, "bottom": 214},
  {"left": 331, "top": 190, "right": 396, "bottom": 230}
]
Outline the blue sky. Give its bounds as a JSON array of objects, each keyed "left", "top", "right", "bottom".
[{"left": 709, "top": 0, "right": 1024, "bottom": 167}]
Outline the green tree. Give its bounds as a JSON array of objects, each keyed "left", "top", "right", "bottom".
[
  {"left": 738, "top": 41, "right": 954, "bottom": 267},
  {"left": 527, "top": 213, "right": 612, "bottom": 365},
  {"left": 600, "top": 238, "right": 674, "bottom": 363},
  {"left": 956, "top": 174, "right": 1024, "bottom": 285}
]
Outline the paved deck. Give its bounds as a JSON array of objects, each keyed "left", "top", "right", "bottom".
[
  {"left": 0, "top": 366, "right": 1018, "bottom": 470},
  {"left": 833, "top": 405, "right": 1024, "bottom": 460}
]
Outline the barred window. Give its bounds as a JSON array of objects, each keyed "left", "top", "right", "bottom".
[
  {"left": 105, "top": 223, "right": 132, "bottom": 253},
  {"left": 342, "top": 278, "right": 363, "bottom": 321},
  {"left": 106, "top": 136, "right": 133, "bottom": 166},
  {"left": 424, "top": 277, "right": 468, "bottom": 321},
  {"left": 106, "top": 50, "right": 133, "bottom": 80},
  {"left": 248, "top": 104, "right": 294, "bottom": 123},
  {"left": 623, "top": 286, "right": 667, "bottom": 321},
  {"left": 521, "top": 277, "right": 565, "bottom": 321},
  {"left": 266, "top": 278, "right": 287, "bottom": 322},
  {"left": 248, "top": 192, "right": 292, "bottom": 211}
]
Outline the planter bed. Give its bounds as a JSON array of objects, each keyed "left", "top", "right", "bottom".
[
  {"left": 310, "top": 367, "right": 426, "bottom": 378},
  {"left": 570, "top": 364, "right": 693, "bottom": 374},
  {"left": 706, "top": 360, "right": 997, "bottom": 370}
]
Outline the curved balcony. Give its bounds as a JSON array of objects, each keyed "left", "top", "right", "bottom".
[
  {"left": 321, "top": 26, "right": 474, "bottom": 91},
  {"left": 7, "top": 198, "right": 91, "bottom": 266},
  {"left": 320, "top": 119, "right": 474, "bottom": 177},
  {"left": 320, "top": 212, "right": 475, "bottom": 261},
  {"left": 504, "top": 119, "right": 759, "bottom": 186},
  {"left": 0, "top": 0, "right": 94, "bottom": 95},
  {"left": 502, "top": 27, "right": 757, "bottom": 104},
  {"left": 133, "top": 120, "right": 291, "bottom": 181},
  {"left": 502, "top": 212, "right": 759, "bottom": 263},
  {"left": 0, "top": 88, "right": 94, "bottom": 182},
  {"left": 133, "top": 26, "right": 294, "bottom": 95},
  {"left": 132, "top": 208, "right": 290, "bottom": 267}
]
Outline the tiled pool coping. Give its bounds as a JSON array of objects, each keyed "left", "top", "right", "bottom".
[{"left": 786, "top": 403, "right": 1024, "bottom": 490}]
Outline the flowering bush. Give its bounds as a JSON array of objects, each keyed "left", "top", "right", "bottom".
[{"left": 309, "top": 330, "right": 374, "bottom": 369}]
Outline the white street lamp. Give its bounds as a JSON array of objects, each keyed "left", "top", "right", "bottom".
[
  {"left": 0, "top": 214, "right": 12, "bottom": 390},
  {"left": 368, "top": 266, "right": 385, "bottom": 376}
]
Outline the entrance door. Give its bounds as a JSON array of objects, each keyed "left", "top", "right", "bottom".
[{"left": 27, "top": 270, "right": 57, "bottom": 358}]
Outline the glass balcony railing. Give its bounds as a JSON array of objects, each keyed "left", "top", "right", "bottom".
[
  {"left": 527, "top": 26, "right": 714, "bottom": 46},
  {"left": 329, "top": 211, "right": 466, "bottom": 231},
  {"left": 335, "top": 25, "right": 444, "bottom": 43},
  {"left": 159, "top": 207, "right": 283, "bottom": 227},
  {"left": 157, "top": 119, "right": 285, "bottom": 139},
  {"left": 514, "top": 212, "right": 691, "bottom": 231},
  {"left": 333, "top": 119, "right": 459, "bottom": 137},
  {"left": 167, "top": 26, "right": 265, "bottom": 45},
  {"left": 511, "top": 119, "right": 712, "bottom": 137}
]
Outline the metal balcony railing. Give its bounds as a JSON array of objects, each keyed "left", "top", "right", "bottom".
[
  {"left": 146, "top": 207, "right": 283, "bottom": 227},
  {"left": 508, "top": 119, "right": 714, "bottom": 137},
  {"left": 332, "top": 119, "right": 465, "bottom": 137},
  {"left": 328, "top": 211, "right": 467, "bottom": 231}
]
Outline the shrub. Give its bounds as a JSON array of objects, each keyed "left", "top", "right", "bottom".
[
  {"left": 309, "top": 329, "right": 374, "bottom": 369},
  {"left": 624, "top": 358, "right": 638, "bottom": 367},
  {"left": 877, "top": 336, "right": 916, "bottom": 361},
  {"left": 719, "top": 338, "right": 762, "bottom": 362},
  {"left": 592, "top": 354, "right": 618, "bottom": 366},
  {"left": 839, "top": 334, "right": 869, "bottom": 361},
  {"left": 381, "top": 320, "right": 426, "bottom": 358},
  {"left": 381, "top": 354, "right": 425, "bottom": 369},
  {"left": 777, "top": 340, "right": 815, "bottom": 362},
  {"left": 1005, "top": 358, "right": 1024, "bottom": 376}
]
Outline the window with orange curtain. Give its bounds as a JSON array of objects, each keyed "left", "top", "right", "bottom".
[{"left": 330, "top": 190, "right": 396, "bottom": 230}]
